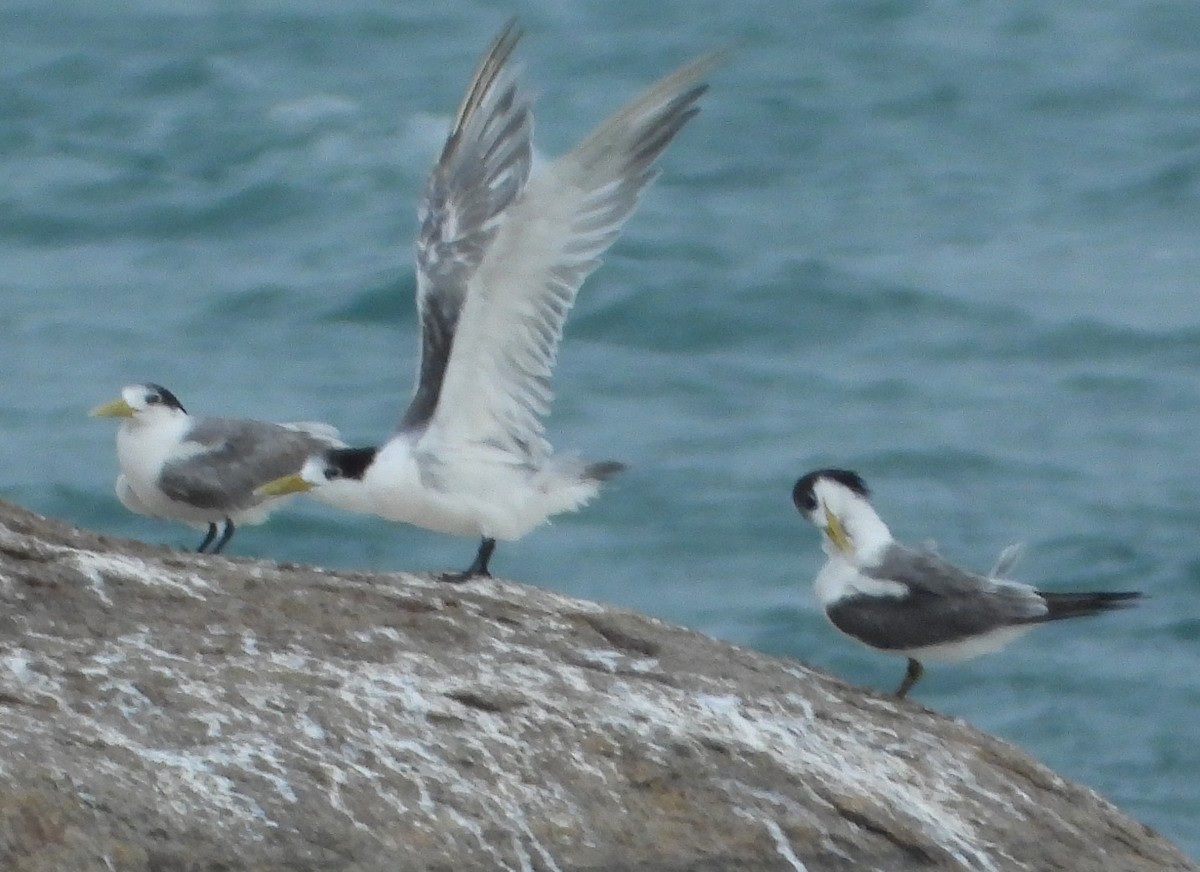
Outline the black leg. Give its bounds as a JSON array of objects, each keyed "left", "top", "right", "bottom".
[
  {"left": 439, "top": 537, "right": 496, "bottom": 583},
  {"left": 197, "top": 523, "right": 219, "bottom": 553},
  {"left": 895, "top": 658, "right": 924, "bottom": 699},
  {"left": 211, "top": 518, "right": 236, "bottom": 555}
]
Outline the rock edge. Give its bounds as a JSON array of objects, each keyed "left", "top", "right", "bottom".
[{"left": 0, "top": 500, "right": 1191, "bottom": 872}]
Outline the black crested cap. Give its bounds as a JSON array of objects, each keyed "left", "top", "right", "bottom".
[
  {"left": 144, "top": 383, "right": 186, "bottom": 413},
  {"left": 326, "top": 446, "right": 379, "bottom": 481},
  {"left": 792, "top": 468, "right": 870, "bottom": 512}
]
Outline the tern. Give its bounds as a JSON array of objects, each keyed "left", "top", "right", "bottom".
[
  {"left": 260, "top": 22, "right": 721, "bottom": 580},
  {"left": 91, "top": 383, "right": 342, "bottom": 554},
  {"left": 792, "top": 468, "right": 1142, "bottom": 698}
]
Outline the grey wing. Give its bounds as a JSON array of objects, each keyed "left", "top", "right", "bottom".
[
  {"left": 278, "top": 420, "right": 343, "bottom": 445},
  {"left": 401, "top": 19, "right": 533, "bottom": 433},
  {"left": 842, "top": 544, "right": 1049, "bottom": 649},
  {"left": 423, "top": 51, "right": 723, "bottom": 463},
  {"left": 158, "top": 418, "right": 336, "bottom": 511}
]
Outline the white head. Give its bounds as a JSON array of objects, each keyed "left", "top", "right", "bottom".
[
  {"left": 90, "top": 383, "right": 189, "bottom": 426},
  {"left": 792, "top": 468, "right": 894, "bottom": 565},
  {"left": 256, "top": 446, "right": 380, "bottom": 512}
]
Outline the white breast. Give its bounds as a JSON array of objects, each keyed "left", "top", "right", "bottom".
[
  {"left": 115, "top": 416, "right": 207, "bottom": 522},
  {"left": 812, "top": 556, "right": 907, "bottom": 607}
]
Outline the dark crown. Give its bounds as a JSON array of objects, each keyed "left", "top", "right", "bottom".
[
  {"left": 144, "top": 383, "right": 186, "bottom": 413},
  {"left": 792, "top": 468, "right": 870, "bottom": 512}
]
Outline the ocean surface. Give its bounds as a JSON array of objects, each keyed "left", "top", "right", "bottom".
[{"left": 4, "top": 0, "right": 1199, "bottom": 857}]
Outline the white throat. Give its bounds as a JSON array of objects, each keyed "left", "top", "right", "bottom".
[
  {"left": 837, "top": 508, "right": 893, "bottom": 565},
  {"left": 117, "top": 408, "right": 191, "bottom": 457},
  {"left": 814, "top": 480, "right": 895, "bottom": 566}
]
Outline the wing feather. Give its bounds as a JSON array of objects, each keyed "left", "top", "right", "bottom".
[
  {"left": 859, "top": 544, "right": 1049, "bottom": 638},
  {"left": 423, "top": 51, "right": 723, "bottom": 460},
  {"left": 401, "top": 19, "right": 534, "bottom": 432},
  {"left": 159, "top": 418, "right": 339, "bottom": 511}
]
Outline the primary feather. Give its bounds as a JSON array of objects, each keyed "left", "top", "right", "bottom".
[{"left": 417, "top": 50, "right": 724, "bottom": 478}]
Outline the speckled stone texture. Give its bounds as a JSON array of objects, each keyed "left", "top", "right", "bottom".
[{"left": 0, "top": 500, "right": 1191, "bottom": 872}]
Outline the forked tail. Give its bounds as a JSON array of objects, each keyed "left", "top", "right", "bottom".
[
  {"left": 534, "top": 457, "right": 626, "bottom": 519},
  {"left": 1038, "top": 590, "right": 1143, "bottom": 621},
  {"left": 584, "top": 461, "right": 627, "bottom": 482}
]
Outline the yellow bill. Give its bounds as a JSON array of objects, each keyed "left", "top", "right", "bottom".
[
  {"left": 823, "top": 508, "right": 852, "bottom": 556},
  {"left": 256, "top": 473, "right": 313, "bottom": 497},
  {"left": 90, "top": 398, "right": 135, "bottom": 418}
]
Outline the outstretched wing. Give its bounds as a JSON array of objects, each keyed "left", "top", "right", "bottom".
[
  {"left": 422, "top": 51, "right": 723, "bottom": 462},
  {"left": 400, "top": 19, "right": 534, "bottom": 432}
]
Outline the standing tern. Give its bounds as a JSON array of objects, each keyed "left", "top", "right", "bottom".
[
  {"left": 791, "top": 468, "right": 1142, "bottom": 698},
  {"left": 260, "top": 22, "right": 722, "bottom": 580},
  {"left": 91, "top": 383, "right": 342, "bottom": 554}
]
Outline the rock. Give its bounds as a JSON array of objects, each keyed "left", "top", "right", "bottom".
[{"left": 0, "top": 499, "right": 1191, "bottom": 872}]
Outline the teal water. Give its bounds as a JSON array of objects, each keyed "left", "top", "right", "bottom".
[{"left": 4, "top": 0, "right": 1199, "bottom": 856}]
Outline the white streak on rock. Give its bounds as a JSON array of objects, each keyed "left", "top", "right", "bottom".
[
  {"left": 762, "top": 817, "right": 809, "bottom": 872},
  {"left": 71, "top": 551, "right": 211, "bottom": 599},
  {"left": 601, "top": 680, "right": 1001, "bottom": 872}
]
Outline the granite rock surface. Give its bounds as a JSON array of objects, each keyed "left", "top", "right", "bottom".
[{"left": 0, "top": 501, "right": 1190, "bottom": 872}]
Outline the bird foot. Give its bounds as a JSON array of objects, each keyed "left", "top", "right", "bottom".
[
  {"left": 894, "top": 658, "right": 924, "bottom": 698},
  {"left": 439, "top": 538, "right": 497, "bottom": 582},
  {"left": 437, "top": 568, "right": 491, "bottom": 584}
]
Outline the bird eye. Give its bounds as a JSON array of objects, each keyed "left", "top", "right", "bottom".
[
  {"left": 792, "top": 480, "right": 818, "bottom": 514},
  {"left": 145, "top": 394, "right": 160, "bottom": 405},
  {"left": 323, "top": 467, "right": 340, "bottom": 481}
]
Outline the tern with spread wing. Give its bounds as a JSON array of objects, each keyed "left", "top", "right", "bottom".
[
  {"left": 261, "top": 22, "right": 721, "bottom": 580},
  {"left": 792, "top": 469, "right": 1142, "bottom": 698},
  {"left": 92, "top": 383, "right": 342, "bottom": 554}
]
